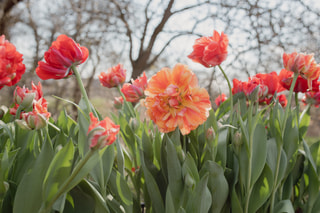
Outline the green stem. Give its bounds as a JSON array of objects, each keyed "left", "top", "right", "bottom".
[
  {"left": 40, "top": 149, "right": 96, "bottom": 213},
  {"left": 117, "top": 85, "right": 135, "bottom": 117},
  {"left": 37, "top": 129, "right": 44, "bottom": 147},
  {"left": 270, "top": 72, "right": 298, "bottom": 213},
  {"left": 218, "top": 65, "right": 233, "bottom": 117},
  {"left": 282, "top": 73, "right": 299, "bottom": 133},
  {"left": 99, "top": 160, "right": 107, "bottom": 199},
  {"left": 72, "top": 65, "right": 95, "bottom": 116},
  {"left": 269, "top": 144, "right": 282, "bottom": 213}
]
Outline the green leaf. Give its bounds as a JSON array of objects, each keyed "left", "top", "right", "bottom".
[
  {"left": 13, "top": 140, "right": 54, "bottom": 213},
  {"left": 141, "top": 149, "right": 165, "bottom": 213},
  {"left": 266, "top": 138, "right": 278, "bottom": 176},
  {"left": 66, "top": 148, "right": 107, "bottom": 194},
  {"left": 165, "top": 187, "right": 176, "bottom": 213},
  {"left": 274, "top": 200, "right": 294, "bottom": 213},
  {"left": 43, "top": 140, "right": 74, "bottom": 203},
  {"left": 77, "top": 97, "right": 90, "bottom": 157},
  {"left": 76, "top": 179, "right": 110, "bottom": 213},
  {"left": 299, "top": 105, "right": 310, "bottom": 138},
  {"left": 199, "top": 161, "right": 228, "bottom": 213},
  {"left": 182, "top": 153, "right": 200, "bottom": 188},
  {"left": 108, "top": 169, "right": 133, "bottom": 213},
  {"left": 186, "top": 173, "right": 212, "bottom": 213},
  {"left": 166, "top": 136, "right": 183, "bottom": 209},
  {"left": 90, "top": 144, "right": 115, "bottom": 191},
  {"left": 283, "top": 115, "right": 299, "bottom": 162},
  {"left": 251, "top": 123, "right": 267, "bottom": 186},
  {"left": 216, "top": 128, "right": 228, "bottom": 167},
  {"left": 248, "top": 164, "right": 274, "bottom": 213}
]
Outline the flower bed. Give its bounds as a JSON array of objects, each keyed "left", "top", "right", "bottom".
[{"left": 0, "top": 31, "right": 320, "bottom": 213}]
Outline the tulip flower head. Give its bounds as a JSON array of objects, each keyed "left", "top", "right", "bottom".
[
  {"left": 0, "top": 35, "right": 26, "bottom": 90},
  {"left": 87, "top": 112, "right": 120, "bottom": 149},
  {"left": 121, "top": 71, "right": 147, "bottom": 103},
  {"left": 16, "top": 98, "right": 51, "bottom": 130},
  {"left": 283, "top": 52, "right": 320, "bottom": 89},
  {"left": 279, "top": 69, "right": 319, "bottom": 93},
  {"left": 36, "top": 34, "right": 89, "bottom": 80},
  {"left": 144, "top": 63, "right": 211, "bottom": 135},
  {"left": 302, "top": 91, "right": 320, "bottom": 107},
  {"left": 99, "top": 64, "right": 126, "bottom": 88},
  {"left": 188, "top": 30, "right": 228, "bottom": 68},
  {"left": 215, "top": 93, "right": 227, "bottom": 107}
]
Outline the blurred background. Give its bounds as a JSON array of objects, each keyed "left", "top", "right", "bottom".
[{"left": 1, "top": 0, "right": 320, "bottom": 139}]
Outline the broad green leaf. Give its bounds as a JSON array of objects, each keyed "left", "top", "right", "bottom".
[
  {"left": 311, "top": 192, "right": 320, "bottom": 213},
  {"left": 251, "top": 123, "right": 267, "bottom": 186},
  {"left": 165, "top": 187, "right": 176, "bottom": 213},
  {"left": 299, "top": 105, "right": 310, "bottom": 138},
  {"left": 43, "top": 140, "right": 74, "bottom": 204},
  {"left": 141, "top": 149, "right": 165, "bottom": 213},
  {"left": 108, "top": 169, "right": 133, "bottom": 213},
  {"left": 166, "top": 136, "right": 183, "bottom": 209},
  {"left": 13, "top": 140, "right": 54, "bottom": 213},
  {"left": 248, "top": 164, "right": 274, "bottom": 213},
  {"left": 186, "top": 174, "right": 212, "bottom": 213},
  {"left": 90, "top": 145, "right": 115, "bottom": 195},
  {"left": 274, "top": 200, "right": 294, "bottom": 213},
  {"left": 283, "top": 115, "right": 299, "bottom": 162},
  {"left": 200, "top": 161, "right": 228, "bottom": 213},
  {"left": 75, "top": 180, "right": 110, "bottom": 213},
  {"left": 231, "top": 188, "right": 243, "bottom": 213},
  {"left": 216, "top": 128, "right": 228, "bottom": 167},
  {"left": 266, "top": 138, "right": 278, "bottom": 176},
  {"left": 277, "top": 149, "right": 288, "bottom": 186},
  {"left": 182, "top": 154, "right": 200, "bottom": 189},
  {"left": 66, "top": 148, "right": 107, "bottom": 194}
]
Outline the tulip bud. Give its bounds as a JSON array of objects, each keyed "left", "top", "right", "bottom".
[
  {"left": 129, "top": 117, "right": 139, "bottom": 132},
  {"left": 14, "top": 86, "right": 36, "bottom": 109},
  {"left": 206, "top": 127, "right": 215, "bottom": 142},
  {"left": 22, "top": 112, "right": 48, "bottom": 130},
  {"left": 113, "top": 96, "right": 124, "bottom": 109},
  {"left": 0, "top": 106, "right": 8, "bottom": 119},
  {"left": 184, "top": 173, "right": 195, "bottom": 188},
  {"left": 233, "top": 131, "right": 242, "bottom": 147}
]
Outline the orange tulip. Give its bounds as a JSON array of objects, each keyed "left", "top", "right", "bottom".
[
  {"left": 188, "top": 30, "right": 228, "bottom": 67},
  {"left": 144, "top": 63, "right": 211, "bottom": 135},
  {"left": 121, "top": 72, "right": 147, "bottom": 102},
  {"left": 99, "top": 64, "right": 126, "bottom": 88},
  {"left": 283, "top": 52, "right": 320, "bottom": 89},
  {"left": 87, "top": 112, "right": 120, "bottom": 149}
]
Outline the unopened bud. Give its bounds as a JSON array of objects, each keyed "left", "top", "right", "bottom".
[
  {"left": 184, "top": 173, "right": 195, "bottom": 188},
  {"left": 206, "top": 127, "right": 215, "bottom": 141},
  {"left": 129, "top": 117, "right": 139, "bottom": 132},
  {"left": 233, "top": 131, "right": 242, "bottom": 146}
]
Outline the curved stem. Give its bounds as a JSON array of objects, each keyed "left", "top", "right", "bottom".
[
  {"left": 270, "top": 72, "right": 299, "bottom": 213},
  {"left": 72, "top": 65, "right": 97, "bottom": 117},
  {"left": 40, "top": 149, "right": 96, "bottom": 213},
  {"left": 218, "top": 65, "right": 233, "bottom": 117},
  {"left": 282, "top": 73, "right": 299, "bottom": 132}
]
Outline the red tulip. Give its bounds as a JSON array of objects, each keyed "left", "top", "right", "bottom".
[
  {"left": 0, "top": 35, "right": 25, "bottom": 90},
  {"left": 121, "top": 72, "right": 147, "bottom": 103},
  {"left": 36, "top": 34, "right": 89, "bottom": 80},
  {"left": 99, "top": 64, "right": 126, "bottom": 88},
  {"left": 87, "top": 112, "right": 120, "bottom": 149}
]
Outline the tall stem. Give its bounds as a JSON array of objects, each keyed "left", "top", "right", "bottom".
[
  {"left": 218, "top": 65, "right": 233, "bottom": 117},
  {"left": 40, "top": 149, "right": 96, "bottom": 213},
  {"left": 270, "top": 72, "right": 299, "bottom": 213},
  {"left": 72, "top": 65, "right": 94, "bottom": 115}
]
